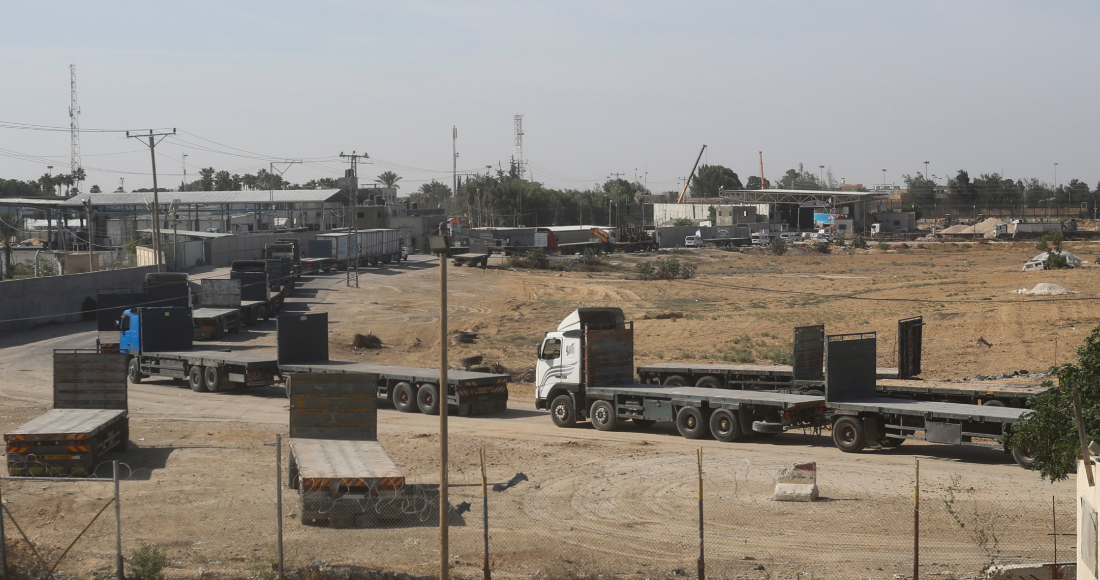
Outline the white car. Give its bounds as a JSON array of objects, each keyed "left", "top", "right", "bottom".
[{"left": 401, "top": 247, "right": 409, "bottom": 260}]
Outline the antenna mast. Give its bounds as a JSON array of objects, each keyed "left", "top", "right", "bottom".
[
  {"left": 513, "top": 114, "right": 525, "bottom": 178},
  {"left": 70, "top": 64, "right": 81, "bottom": 189}
]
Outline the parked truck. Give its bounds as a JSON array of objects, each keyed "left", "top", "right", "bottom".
[
  {"left": 452, "top": 238, "right": 492, "bottom": 267},
  {"left": 229, "top": 261, "right": 284, "bottom": 322},
  {"left": 277, "top": 313, "right": 510, "bottom": 415},
  {"left": 192, "top": 279, "right": 243, "bottom": 339},
  {"left": 537, "top": 308, "right": 1034, "bottom": 468},
  {"left": 359, "top": 228, "right": 403, "bottom": 265},
  {"left": 120, "top": 306, "right": 281, "bottom": 392},
  {"left": 6, "top": 349, "right": 129, "bottom": 476},
  {"left": 267, "top": 239, "right": 302, "bottom": 278},
  {"left": 301, "top": 239, "right": 337, "bottom": 274},
  {"left": 143, "top": 272, "right": 192, "bottom": 308},
  {"left": 535, "top": 308, "right": 825, "bottom": 439},
  {"left": 285, "top": 373, "right": 435, "bottom": 527}
]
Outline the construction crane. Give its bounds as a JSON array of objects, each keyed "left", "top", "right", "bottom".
[{"left": 676, "top": 144, "right": 707, "bottom": 203}]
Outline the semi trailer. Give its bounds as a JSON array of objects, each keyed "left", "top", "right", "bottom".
[
  {"left": 6, "top": 350, "right": 129, "bottom": 476},
  {"left": 301, "top": 239, "right": 337, "bottom": 274},
  {"left": 191, "top": 279, "right": 243, "bottom": 339},
  {"left": 537, "top": 308, "right": 1034, "bottom": 467},
  {"left": 277, "top": 313, "right": 510, "bottom": 415},
  {"left": 120, "top": 306, "right": 281, "bottom": 392}
]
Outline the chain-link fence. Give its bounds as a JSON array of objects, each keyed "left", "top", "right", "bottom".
[{"left": 0, "top": 440, "right": 1074, "bottom": 580}]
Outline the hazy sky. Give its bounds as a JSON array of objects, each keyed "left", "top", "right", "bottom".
[{"left": 2, "top": 1, "right": 1098, "bottom": 194}]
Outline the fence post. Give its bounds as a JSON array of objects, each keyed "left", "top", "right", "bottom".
[
  {"left": 114, "top": 460, "right": 123, "bottom": 580},
  {"left": 913, "top": 458, "right": 919, "bottom": 580},
  {"left": 697, "top": 448, "right": 704, "bottom": 580},
  {"left": 480, "top": 446, "right": 490, "bottom": 580},
  {"left": 277, "top": 435, "right": 284, "bottom": 580},
  {"left": 0, "top": 480, "right": 7, "bottom": 580}
]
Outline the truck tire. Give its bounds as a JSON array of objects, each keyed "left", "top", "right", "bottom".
[
  {"left": 632, "top": 418, "right": 656, "bottom": 428},
  {"left": 832, "top": 417, "right": 866, "bottom": 453},
  {"left": 188, "top": 366, "right": 204, "bottom": 392},
  {"left": 664, "top": 375, "right": 688, "bottom": 386},
  {"left": 392, "top": 382, "right": 416, "bottom": 413},
  {"left": 709, "top": 409, "right": 743, "bottom": 442},
  {"left": 589, "top": 401, "right": 618, "bottom": 431},
  {"left": 550, "top": 395, "right": 577, "bottom": 428},
  {"left": 1012, "top": 446, "right": 1035, "bottom": 470},
  {"left": 128, "top": 358, "right": 143, "bottom": 384},
  {"left": 204, "top": 366, "right": 223, "bottom": 392},
  {"left": 676, "top": 406, "right": 709, "bottom": 440},
  {"left": 982, "top": 400, "right": 1006, "bottom": 407},
  {"left": 695, "top": 376, "right": 721, "bottom": 389},
  {"left": 417, "top": 383, "right": 440, "bottom": 415}
]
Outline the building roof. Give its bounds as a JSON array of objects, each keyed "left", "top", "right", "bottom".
[
  {"left": 137, "top": 229, "right": 234, "bottom": 239},
  {"left": 717, "top": 188, "right": 888, "bottom": 205},
  {"left": 0, "top": 197, "right": 69, "bottom": 207},
  {"left": 60, "top": 189, "right": 345, "bottom": 207}
]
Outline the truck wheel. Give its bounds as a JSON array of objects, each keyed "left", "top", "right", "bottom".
[
  {"left": 127, "top": 358, "right": 143, "bottom": 384},
  {"left": 632, "top": 419, "right": 655, "bottom": 428},
  {"left": 392, "top": 382, "right": 416, "bottom": 413},
  {"left": 417, "top": 383, "right": 440, "bottom": 415},
  {"left": 1012, "top": 446, "right": 1035, "bottom": 469},
  {"left": 664, "top": 375, "right": 688, "bottom": 386},
  {"left": 589, "top": 401, "right": 618, "bottom": 431},
  {"left": 188, "top": 366, "right": 204, "bottom": 392},
  {"left": 676, "top": 406, "right": 709, "bottom": 440},
  {"left": 832, "top": 417, "right": 866, "bottom": 453},
  {"left": 982, "top": 400, "right": 1006, "bottom": 407},
  {"left": 695, "top": 376, "right": 721, "bottom": 389},
  {"left": 709, "top": 409, "right": 743, "bottom": 442},
  {"left": 550, "top": 395, "right": 577, "bottom": 428},
  {"left": 204, "top": 366, "right": 223, "bottom": 392}
]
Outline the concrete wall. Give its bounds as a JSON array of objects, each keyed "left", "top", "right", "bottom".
[
  {"left": 653, "top": 202, "right": 769, "bottom": 227},
  {"left": 1080, "top": 458, "right": 1099, "bottom": 579},
  {"left": 0, "top": 265, "right": 158, "bottom": 332}
]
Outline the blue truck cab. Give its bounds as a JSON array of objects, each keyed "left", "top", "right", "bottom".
[{"left": 118, "top": 307, "right": 193, "bottom": 356}]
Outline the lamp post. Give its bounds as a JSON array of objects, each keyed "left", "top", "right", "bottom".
[
  {"left": 882, "top": 169, "right": 887, "bottom": 190},
  {"left": 924, "top": 161, "right": 929, "bottom": 181},
  {"left": 819, "top": 165, "right": 825, "bottom": 188},
  {"left": 1054, "top": 163, "right": 1060, "bottom": 210}
]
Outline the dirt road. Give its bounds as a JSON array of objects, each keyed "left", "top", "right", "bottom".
[{"left": 0, "top": 243, "right": 1086, "bottom": 579}]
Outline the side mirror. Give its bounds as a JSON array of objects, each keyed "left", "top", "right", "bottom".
[{"left": 115, "top": 320, "right": 120, "bottom": 330}]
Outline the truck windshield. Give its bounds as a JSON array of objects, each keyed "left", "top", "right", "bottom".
[{"left": 541, "top": 339, "right": 561, "bottom": 360}]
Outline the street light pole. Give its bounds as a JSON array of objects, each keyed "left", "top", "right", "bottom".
[
  {"left": 882, "top": 169, "right": 887, "bottom": 190},
  {"left": 924, "top": 161, "right": 929, "bottom": 181}
]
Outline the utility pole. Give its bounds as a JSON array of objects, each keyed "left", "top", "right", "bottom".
[
  {"left": 339, "top": 151, "right": 368, "bottom": 288},
  {"left": 270, "top": 160, "right": 302, "bottom": 227},
  {"left": 127, "top": 129, "right": 176, "bottom": 273},
  {"left": 181, "top": 153, "right": 188, "bottom": 190},
  {"left": 452, "top": 126, "right": 458, "bottom": 214}
]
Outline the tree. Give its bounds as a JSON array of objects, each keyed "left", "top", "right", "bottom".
[
  {"left": 744, "top": 176, "right": 770, "bottom": 190},
  {"left": 0, "top": 179, "right": 44, "bottom": 198},
  {"left": 0, "top": 211, "right": 17, "bottom": 279},
  {"left": 90, "top": 184, "right": 102, "bottom": 193},
  {"left": 902, "top": 203, "right": 923, "bottom": 220},
  {"left": 37, "top": 173, "right": 57, "bottom": 196},
  {"left": 689, "top": 164, "right": 741, "bottom": 197},
  {"left": 199, "top": 168, "right": 215, "bottom": 191},
  {"left": 903, "top": 174, "right": 936, "bottom": 209},
  {"left": 214, "top": 171, "right": 235, "bottom": 191},
  {"left": 777, "top": 164, "right": 823, "bottom": 190},
  {"left": 71, "top": 166, "right": 86, "bottom": 195},
  {"left": 376, "top": 171, "right": 402, "bottom": 189},
  {"left": 1008, "top": 323, "right": 1100, "bottom": 481},
  {"left": 708, "top": 205, "right": 717, "bottom": 224},
  {"left": 409, "top": 180, "right": 452, "bottom": 208}
]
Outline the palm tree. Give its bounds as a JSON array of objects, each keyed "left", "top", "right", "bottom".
[
  {"left": 59, "top": 173, "right": 75, "bottom": 197},
  {"left": 38, "top": 173, "right": 56, "bottom": 196},
  {"left": 71, "top": 166, "right": 86, "bottom": 195},
  {"left": 375, "top": 171, "right": 402, "bottom": 189},
  {"left": 0, "top": 211, "right": 18, "bottom": 279}
]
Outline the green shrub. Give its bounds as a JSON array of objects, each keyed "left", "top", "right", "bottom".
[
  {"left": 767, "top": 237, "right": 788, "bottom": 256},
  {"left": 508, "top": 248, "right": 550, "bottom": 269},
  {"left": 1036, "top": 230, "right": 1064, "bottom": 253},
  {"left": 129, "top": 543, "right": 167, "bottom": 580},
  {"left": 635, "top": 262, "right": 656, "bottom": 279},
  {"left": 1045, "top": 252, "right": 1070, "bottom": 270},
  {"left": 877, "top": 241, "right": 889, "bottom": 250},
  {"left": 577, "top": 247, "right": 605, "bottom": 266},
  {"left": 851, "top": 236, "right": 869, "bottom": 249}
]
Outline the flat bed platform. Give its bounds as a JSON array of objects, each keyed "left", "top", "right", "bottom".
[
  {"left": 589, "top": 383, "right": 824, "bottom": 408},
  {"left": 280, "top": 361, "right": 508, "bottom": 385},
  {"left": 7, "top": 409, "right": 126, "bottom": 440},
  {"left": 876, "top": 378, "right": 1049, "bottom": 402},
  {"left": 289, "top": 438, "right": 403, "bottom": 485},
  {"left": 828, "top": 396, "right": 1028, "bottom": 423}
]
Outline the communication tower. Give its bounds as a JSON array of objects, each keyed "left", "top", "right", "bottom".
[
  {"left": 513, "top": 114, "right": 525, "bottom": 178},
  {"left": 69, "top": 64, "right": 81, "bottom": 186}
]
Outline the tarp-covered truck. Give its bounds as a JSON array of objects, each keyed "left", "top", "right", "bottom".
[{"left": 6, "top": 350, "right": 129, "bottom": 476}]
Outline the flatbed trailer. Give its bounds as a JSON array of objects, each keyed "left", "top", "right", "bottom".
[
  {"left": 278, "top": 313, "right": 510, "bottom": 415},
  {"left": 120, "top": 307, "right": 281, "bottom": 392},
  {"left": 822, "top": 332, "right": 1032, "bottom": 468},
  {"left": 578, "top": 383, "right": 825, "bottom": 440},
  {"left": 285, "top": 373, "right": 436, "bottom": 527},
  {"left": 875, "top": 378, "right": 1048, "bottom": 408},
  {"left": 6, "top": 350, "right": 129, "bottom": 476},
  {"left": 192, "top": 307, "right": 241, "bottom": 340},
  {"left": 637, "top": 361, "right": 898, "bottom": 391}
]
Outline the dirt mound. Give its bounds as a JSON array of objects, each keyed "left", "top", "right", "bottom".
[
  {"left": 1012, "top": 283, "right": 1077, "bottom": 295},
  {"left": 644, "top": 311, "right": 685, "bottom": 320},
  {"left": 352, "top": 333, "right": 383, "bottom": 349}
]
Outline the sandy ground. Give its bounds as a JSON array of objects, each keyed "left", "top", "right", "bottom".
[{"left": 0, "top": 241, "right": 1092, "bottom": 579}]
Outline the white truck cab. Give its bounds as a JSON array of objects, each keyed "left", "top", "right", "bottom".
[{"left": 535, "top": 307, "right": 627, "bottom": 413}]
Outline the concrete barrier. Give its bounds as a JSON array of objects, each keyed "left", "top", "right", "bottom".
[
  {"left": 772, "top": 462, "right": 819, "bottom": 502},
  {"left": 0, "top": 266, "right": 158, "bottom": 333}
]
